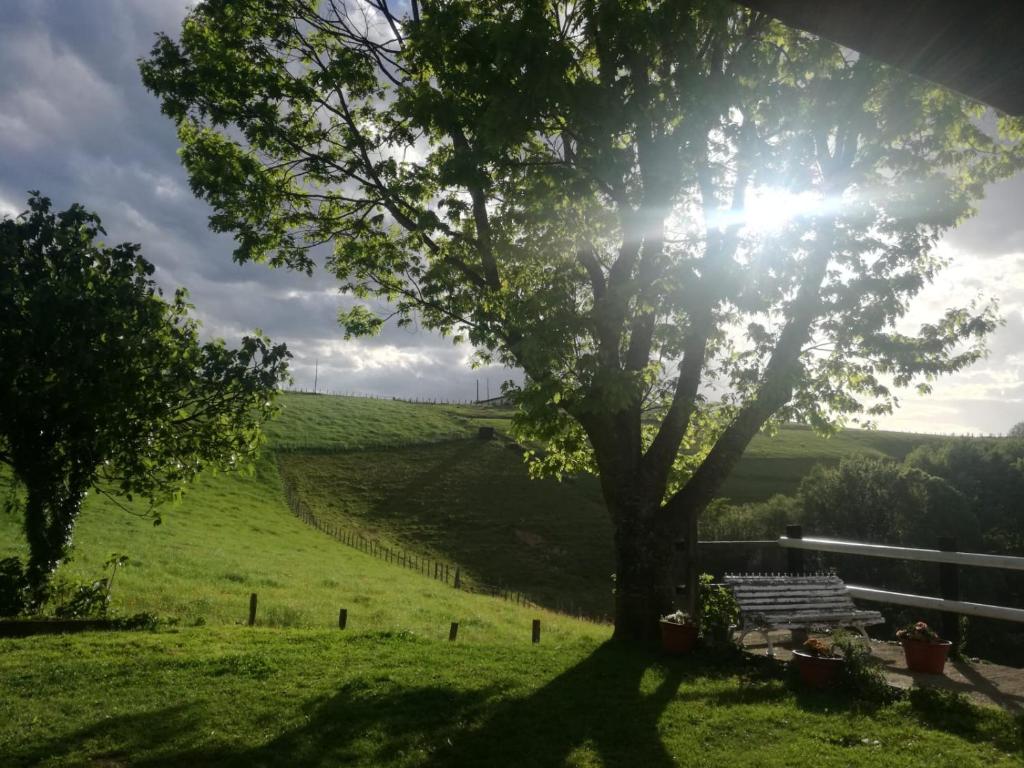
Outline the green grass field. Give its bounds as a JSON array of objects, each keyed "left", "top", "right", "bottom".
[
  {"left": 4, "top": 627, "right": 1021, "bottom": 768},
  {"left": 3, "top": 393, "right": 1016, "bottom": 766},
  {"left": 266, "top": 394, "right": 939, "bottom": 617}
]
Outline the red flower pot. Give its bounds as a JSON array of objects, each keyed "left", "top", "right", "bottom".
[
  {"left": 659, "top": 620, "right": 698, "bottom": 654},
  {"left": 792, "top": 650, "right": 844, "bottom": 688},
  {"left": 901, "top": 639, "right": 952, "bottom": 674}
]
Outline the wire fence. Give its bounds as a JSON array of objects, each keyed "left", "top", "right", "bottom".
[
  {"left": 282, "top": 387, "right": 495, "bottom": 406},
  {"left": 276, "top": 458, "right": 544, "bottom": 610}
]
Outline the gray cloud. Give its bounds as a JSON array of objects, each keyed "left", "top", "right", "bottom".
[
  {"left": 0, "top": 0, "right": 515, "bottom": 402},
  {"left": 0, "top": 1, "right": 1020, "bottom": 427},
  {"left": 945, "top": 175, "right": 1024, "bottom": 257}
]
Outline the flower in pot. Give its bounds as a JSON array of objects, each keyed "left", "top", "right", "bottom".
[
  {"left": 896, "top": 621, "right": 951, "bottom": 674},
  {"left": 659, "top": 609, "right": 698, "bottom": 654},
  {"left": 791, "top": 636, "right": 845, "bottom": 688}
]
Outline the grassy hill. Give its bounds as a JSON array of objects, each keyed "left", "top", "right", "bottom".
[
  {"left": 1, "top": 394, "right": 939, "bottom": 622},
  {"left": 268, "top": 394, "right": 940, "bottom": 618},
  {"left": 720, "top": 424, "right": 945, "bottom": 502},
  {"left": 277, "top": 441, "right": 613, "bottom": 616},
  {"left": 4, "top": 393, "right": 1018, "bottom": 766}
]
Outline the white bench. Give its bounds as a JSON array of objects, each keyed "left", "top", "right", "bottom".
[{"left": 724, "top": 573, "right": 885, "bottom": 657}]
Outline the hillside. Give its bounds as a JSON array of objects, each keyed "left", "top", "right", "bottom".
[
  {"left": 268, "top": 394, "right": 939, "bottom": 617},
  {"left": 2, "top": 394, "right": 1020, "bottom": 766},
  {"left": 0, "top": 395, "right": 938, "bottom": 622},
  {"left": 0, "top": 455, "right": 600, "bottom": 643}
]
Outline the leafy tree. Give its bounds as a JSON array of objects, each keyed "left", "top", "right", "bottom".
[
  {"left": 799, "top": 455, "right": 970, "bottom": 548},
  {"left": 141, "top": 0, "right": 1024, "bottom": 641},
  {"left": 0, "top": 194, "right": 291, "bottom": 601},
  {"left": 907, "top": 439, "right": 1024, "bottom": 553},
  {"left": 1009, "top": 422, "right": 1024, "bottom": 438}
]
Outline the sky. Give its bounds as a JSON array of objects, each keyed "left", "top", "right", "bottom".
[{"left": 1, "top": 1, "right": 1021, "bottom": 434}]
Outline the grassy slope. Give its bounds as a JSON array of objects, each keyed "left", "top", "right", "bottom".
[
  {"left": 264, "top": 393, "right": 478, "bottom": 451},
  {"left": 4, "top": 394, "right": 1016, "bottom": 766},
  {"left": 721, "top": 425, "right": 945, "bottom": 502},
  {"left": 0, "top": 456, "right": 599, "bottom": 644},
  {"left": 270, "top": 394, "right": 940, "bottom": 617},
  {"left": 277, "top": 441, "right": 613, "bottom": 616}
]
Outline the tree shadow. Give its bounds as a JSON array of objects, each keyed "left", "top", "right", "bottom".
[
  {"left": 417, "top": 641, "right": 692, "bottom": 768},
  {"left": 14, "top": 683, "right": 495, "bottom": 768},
  {"left": 9, "top": 703, "right": 202, "bottom": 768},
  {"left": 14, "top": 642, "right": 697, "bottom": 768}
]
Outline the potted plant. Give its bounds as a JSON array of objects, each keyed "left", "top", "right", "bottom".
[
  {"left": 792, "top": 636, "right": 845, "bottom": 688},
  {"left": 659, "top": 609, "right": 698, "bottom": 654},
  {"left": 896, "top": 621, "right": 951, "bottom": 674}
]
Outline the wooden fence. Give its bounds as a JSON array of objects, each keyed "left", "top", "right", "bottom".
[
  {"left": 777, "top": 525, "right": 1024, "bottom": 645},
  {"left": 277, "top": 461, "right": 543, "bottom": 611}
]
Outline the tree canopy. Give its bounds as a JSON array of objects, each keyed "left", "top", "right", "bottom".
[
  {"left": 0, "top": 194, "right": 291, "bottom": 598},
  {"left": 141, "top": 0, "right": 1024, "bottom": 640}
]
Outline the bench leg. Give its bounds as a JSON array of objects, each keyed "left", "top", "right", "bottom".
[
  {"left": 738, "top": 629, "right": 775, "bottom": 657},
  {"left": 856, "top": 625, "right": 872, "bottom": 648}
]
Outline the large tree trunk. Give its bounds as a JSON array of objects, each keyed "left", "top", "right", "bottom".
[
  {"left": 22, "top": 482, "right": 80, "bottom": 604},
  {"left": 611, "top": 505, "right": 676, "bottom": 645}
]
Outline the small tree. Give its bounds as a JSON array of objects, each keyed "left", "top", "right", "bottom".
[
  {"left": 141, "top": 0, "right": 1024, "bottom": 641},
  {"left": 0, "top": 194, "right": 291, "bottom": 600},
  {"left": 1008, "top": 422, "right": 1024, "bottom": 439}
]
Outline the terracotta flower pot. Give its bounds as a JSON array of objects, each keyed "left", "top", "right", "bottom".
[
  {"left": 792, "top": 650, "right": 844, "bottom": 688},
  {"left": 659, "top": 620, "right": 698, "bottom": 654},
  {"left": 901, "top": 638, "right": 952, "bottom": 674}
]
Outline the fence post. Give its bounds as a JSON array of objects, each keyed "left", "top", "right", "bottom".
[
  {"left": 938, "top": 536, "right": 961, "bottom": 648},
  {"left": 248, "top": 593, "right": 258, "bottom": 627},
  {"left": 785, "top": 524, "right": 804, "bottom": 574},
  {"left": 532, "top": 619, "right": 541, "bottom": 644},
  {"left": 449, "top": 622, "right": 459, "bottom": 641},
  {"left": 339, "top": 608, "right": 348, "bottom": 630}
]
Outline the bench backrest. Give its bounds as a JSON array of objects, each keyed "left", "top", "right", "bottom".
[{"left": 723, "top": 573, "right": 858, "bottom": 623}]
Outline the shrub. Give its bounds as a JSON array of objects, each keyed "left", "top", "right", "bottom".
[
  {"left": 0, "top": 557, "right": 29, "bottom": 617},
  {"left": 697, "top": 573, "right": 738, "bottom": 645}
]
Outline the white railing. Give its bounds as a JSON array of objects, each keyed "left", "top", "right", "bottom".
[
  {"left": 777, "top": 536, "right": 1024, "bottom": 572},
  {"left": 845, "top": 586, "right": 1024, "bottom": 623},
  {"left": 777, "top": 534, "right": 1024, "bottom": 624}
]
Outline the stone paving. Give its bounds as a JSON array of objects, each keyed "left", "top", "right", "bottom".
[{"left": 742, "top": 631, "right": 1024, "bottom": 710}]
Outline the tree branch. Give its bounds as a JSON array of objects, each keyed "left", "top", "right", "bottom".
[{"left": 662, "top": 228, "right": 835, "bottom": 525}]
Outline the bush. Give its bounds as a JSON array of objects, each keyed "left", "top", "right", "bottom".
[
  {"left": 832, "top": 631, "right": 899, "bottom": 704},
  {"left": 0, "top": 557, "right": 29, "bottom": 617},
  {"left": 52, "top": 578, "right": 111, "bottom": 619},
  {"left": 700, "top": 495, "right": 800, "bottom": 541},
  {"left": 697, "top": 573, "right": 738, "bottom": 645}
]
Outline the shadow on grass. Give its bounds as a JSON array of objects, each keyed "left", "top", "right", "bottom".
[
  {"left": 14, "top": 642, "right": 1023, "bottom": 767},
  {"left": 281, "top": 440, "right": 614, "bottom": 616},
  {"left": 418, "top": 641, "right": 688, "bottom": 768},
  {"left": 905, "top": 686, "right": 1023, "bottom": 754},
  {"left": 14, "top": 642, "right": 700, "bottom": 768}
]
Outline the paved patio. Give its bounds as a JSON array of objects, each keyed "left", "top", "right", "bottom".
[{"left": 742, "top": 631, "right": 1024, "bottom": 710}]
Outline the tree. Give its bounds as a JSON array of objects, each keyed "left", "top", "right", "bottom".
[
  {"left": 1009, "top": 422, "right": 1024, "bottom": 438},
  {"left": 140, "top": 0, "right": 1024, "bottom": 642},
  {"left": 799, "top": 456, "right": 970, "bottom": 549},
  {"left": 907, "top": 438, "right": 1024, "bottom": 554},
  {"left": 0, "top": 194, "right": 291, "bottom": 601}
]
